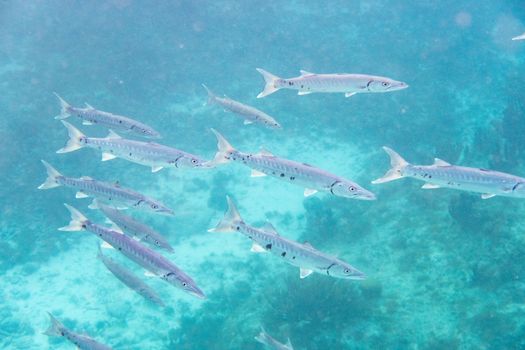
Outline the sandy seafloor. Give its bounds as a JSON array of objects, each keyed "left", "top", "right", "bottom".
[{"left": 2, "top": 1, "right": 525, "bottom": 349}]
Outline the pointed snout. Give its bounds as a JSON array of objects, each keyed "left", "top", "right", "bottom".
[
  {"left": 392, "top": 81, "right": 409, "bottom": 90},
  {"left": 358, "top": 191, "right": 377, "bottom": 200}
]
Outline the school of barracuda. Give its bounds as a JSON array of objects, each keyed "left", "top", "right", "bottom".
[{"left": 40, "top": 32, "right": 525, "bottom": 348}]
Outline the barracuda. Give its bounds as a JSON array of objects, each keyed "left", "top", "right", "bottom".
[
  {"left": 60, "top": 204, "right": 206, "bottom": 299},
  {"left": 256, "top": 68, "right": 408, "bottom": 98},
  {"left": 208, "top": 129, "right": 375, "bottom": 200},
  {"left": 98, "top": 247, "right": 165, "bottom": 306},
  {"left": 372, "top": 146, "right": 525, "bottom": 199},
  {"left": 38, "top": 160, "right": 173, "bottom": 215},
  {"left": 209, "top": 197, "right": 366, "bottom": 280},
  {"left": 53, "top": 93, "right": 161, "bottom": 139},
  {"left": 99, "top": 203, "right": 174, "bottom": 252},
  {"left": 255, "top": 327, "right": 294, "bottom": 350},
  {"left": 57, "top": 121, "right": 208, "bottom": 172},
  {"left": 202, "top": 84, "right": 281, "bottom": 129}
]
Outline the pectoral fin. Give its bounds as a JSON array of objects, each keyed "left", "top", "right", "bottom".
[
  {"left": 481, "top": 193, "right": 496, "bottom": 199},
  {"left": 88, "top": 199, "right": 99, "bottom": 209},
  {"left": 100, "top": 242, "right": 114, "bottom": 249},
  {"left": 144, "top": 271, "right": 157, "bottom": 277},
  {"left": 251, "top": 169, "right": 267, "bottom": 177},
  {"left": 75, "top": 191, "right": 89, "bottom": 198},
  {"left": 300, "top": 268, "right": 314, "bottom": 279},
  {"left": 298, "top": 91, "right": 312, "bottom": 95},
  {"left": 243, "top": 120, "right": 254, "bottom": 125},
  {"left": 82, "top": 120, "right": 93, "bottom": 125},
  {"left": 101, "top": 152, "right": 117, "bottom": 161},
  {"left": 345, "top": 92, "right": 357, "bottom": 98},
  {"left": 151, "top": 166, "right": 163, "bottom": 173},
  {"left": 421, "top": 183, "right": 440, "bottom": 189},
  {"left": 250, "top": 242, "right": 267, "bottom": 253},
  {"left": 304, "top": 188, "right": 318, "bottom": 197},
  {"left": 433, "top": 158, "right": 451, "bottom": 166}
]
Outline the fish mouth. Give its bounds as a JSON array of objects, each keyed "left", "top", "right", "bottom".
[
  {"left": 390, "top": 82, "right": 409, "bottom": 91},
  {"left": 349, "top": 273, "right": 367, "bottom": 280},
  {"left": 188, "top": 287, "right": 207, "bottom": 299},
  {"left": 157, "top": 208, "right": 175, "bottom": 216},
  {"left": 356, "top": 192, "right": 377, "bottom": 200}
]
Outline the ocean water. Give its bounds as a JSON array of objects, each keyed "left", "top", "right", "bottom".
[{"left": 2, "top": 0, "right": 525, "bottom": 349}]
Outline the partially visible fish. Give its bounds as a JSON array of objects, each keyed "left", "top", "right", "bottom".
[
  {"left": 54, "top": 93, "right": 161, "bottom": 139},
  {"left": 208, "top": 129, "right": 375, "bottom": 200},
  {"left": 60, "top": 204, "right": 206, "bottom": 299},
  {"left": 372, "top": 146, "right": 525, "bottom": 199},
  {"left": 512, "top": 33, "right": 525, "bottom": 41},
  {"left": 202, "top": 84, "right": 281, "bottom": 129},
  {"left": 98, "top": 202, "right": 174, "bottom": 252},
  {"left": 209, "top": 196, "right": 366, "bottom": 280},
  {"left": 44, "top": 313, "right": 113, "bottom": 350},
  {"left": 38, "top": 160, "right": 173, "bottom": 215},
  {"left": 98, "top": 247, "right": 165, "bottom": 307},
  {"left": 57, "top": 121, "right": 209, "bottom": 172},
  {"left": 254, "top": 327, "right": 294, "bottom": 350},
  {"left": 256, "top": 68, "right": 408, "bottom": 98}
]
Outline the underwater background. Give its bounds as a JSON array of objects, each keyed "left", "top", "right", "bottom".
[{"left": 2, "top": 0, "right": 525, "bottom": 349}]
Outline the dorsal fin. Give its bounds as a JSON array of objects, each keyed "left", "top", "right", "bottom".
[
  {"left": 433, "top": 158, "right": 451, "bottom": 166},
  {"left": 106, "top": 130, "right": 122, "bottom": 139},
  {"left": 114, "top": 181, "right": 120, "bottom": 187},
  {"left": 300, "top": 69, "right": 314, "bottom": 76},
  {"left": 259, "top": 148, "right": 274, "bottom": 157},
  {"left": 262, "top": 221, "right": 279, "bottom": 235},
  {"left": 303, "top": 241, "right": 314, "bottom": 249},
  {"left": 84, "top": 102, "right": 95, "bottom": 109}
]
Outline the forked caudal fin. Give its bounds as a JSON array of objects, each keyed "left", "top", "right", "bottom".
[
  {"left": 208, "top": 196, "right": 242, "bottom": 233},
  {"left": 43, "top": 312, "right": 64, "bottom": 337},
  {"left": 53, "top": 92, "right": 71, "bottom": 120},
  {"left": 57, "top": 121, "right": 86, "bottom": 154},
  {"left": 205, "top": 129, "right": 236, "bottom": 167},
  {"left": 371, "top": 146, "right": 409, "bottom": 184},
  {"left": 59, "top": 203, "right": 88, "bottom": 231},
  {"left": 255, "top": 68, "right": 281, "bottom": 98},
  {"left": 38, "top": 160, "right": 63, "bottom": 190},
  {"left": 201, "top": 84, "right": 217, "bottom": 105}
]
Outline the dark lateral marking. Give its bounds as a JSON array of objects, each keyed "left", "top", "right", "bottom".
[
  {"left": 280, "top": 173, "right": 285, "bottom": 177},
  {"left": 290, "top": 176, "right": 295, "bottom": 180},
  {"left": 281, "top": 252, "right": 286, "bottom": 257},
  {"left": 236, "top": 226, "right": 240, "bottom": 231},
  {"left": 292, "top": 256, "right": 296, "bottom": 260},
  {"left": 288, "top": 81, "right": 293, "bottom": 86},
  {"left": 265, "top": 243, "right": 272, "bottom": 250}
]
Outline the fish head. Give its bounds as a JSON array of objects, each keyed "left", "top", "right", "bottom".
[
  {"left": 327, "top": 261, "right": 366, "bottom": 280},
  {"left": 138, "top": 198, "right": 174, "bottom": 216},
  {"left": 331, "top": 181, "right": 376, "bottom": 200},
  {"left": 176, "top": 156, "right": 209, "bottom": 169},
  {"left": 163, "top": 272, "right": 206, "bottom": 299},
  {"left": 367, "top": 77, "right": 409, "bottom": 92},
  {"left": 140, "top": 127, "right": 162, "bottom": 139},
  {"left": 264, "top": 118, "right": 282, "bottom": 129}
]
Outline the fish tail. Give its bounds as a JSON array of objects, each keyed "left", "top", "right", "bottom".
[
  {"left": 38, "top": 160, "right": 63, "bottom": 190},
  {"left": 53, "top": 92, "right": 71, "bottom": 120},
  {"left": 205, "top": 128, "right": 236, "bottom": 167},
  {"left": 59, "top": 203, "right": 88, "bottom": 231},
  {"left": 201, "top": 84, "right": 216, "bottom": 105},
  {"left": 254, "top": 326, "right": 269, "bottom": 344},
  {"left": 57, "top": 121, "right": 86, "bottom": 153},
  {"left": 208, "top": 196, "right": 242, "bottom": 233},
  {"left": 372, "top": 146, "right": 409, "bottom": 184},
  {"left": 43, "top": 313, "right": 64, "bottom": 337},
  {"left": 256, "top": 68, "right": 281, "bottom": 98}
]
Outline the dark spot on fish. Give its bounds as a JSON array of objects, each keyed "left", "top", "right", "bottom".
[
  {"left": 290, "top": 176, "right": 295, "bottom": 180},
  {"left": 265, "top": 243, "right": 272, "bottom": 250},
  {"left": 300, "top": 85, "right": 304, "bottom": 88},
  {"left": 129, "top": 153, "right": 132, "bottom": 156},
  {"left": 119, "top": 120, "right": 122, "bottom": 123},
  {"left": 428, "top": 175, "right": 432, "bottom": 178},
  {"left": 281, "top": 252, "right": 286, "bottom": 257},
  {"left": 280, "top": 173, "right": 285, "bottom": 177},
  {"left": 288, "top": 81, "right": 293, "bottom": 86},
  {"left": 292, "top": 256, "right": 296, "bottom": 259},
  {"left": 236, "top": 226, "right": 240, "bottom": 231},
  {"left": 118, "top": 247, "right": 122, "bottom": 251}
]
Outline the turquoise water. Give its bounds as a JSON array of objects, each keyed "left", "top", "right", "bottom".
[{"left": 2, "top": 1, "right": 525, "bottom": 349}]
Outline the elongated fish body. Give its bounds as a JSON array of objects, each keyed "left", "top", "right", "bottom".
[
  {"left": 38, "top": 161, "right": 174, "bottom": 215},
  {"left": 54, "top": 93, "right": 161, "bottom": 139},
  {"left": 372, "top": 147, "right": 525, "bottom": 199},
  {"left": 210, "top": 197, "right": 365, "bottom": 280},
  {"left": 255, "top": 327, "right": 293, "bottom": 350},
  {"left": 98, "top": 248, "right": 165, "bottom": 306},
  {"left": 203, "top": 85, "right": 281, "bottom": 129},
  {"left": 44, "top": 313, "right": 113, "bottom": 350},
  {"left": 210, "top": 129, "right": 375, "bottom": 200},
  {"left": 99, "top": 203, "right": 174, "bottom": 252},
  {"left": 61, "top": 204, "right": 206, "bottom": 299},
  {"left": 57, "top": 121, "right": 208, "bottom": 172},
  {"left": 256, "top": 68, "right": 408, "bottom": 98},
  {"left": 512, "top": 33, "right": 525, "bottom": 41}
]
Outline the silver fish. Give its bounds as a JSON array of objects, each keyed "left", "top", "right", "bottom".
[
  {"left": 209, "top": 196, "right": 366, "bottom": 280},
  {"left": 57, "top": 121, "right": 208, "bottom": 172},
  {"left": 54, "top": 93, "right": 161, "bottom": 139},
  {"left": 512, "top": 33, "right": 525, "bottom": 41},
  {"left": 98, "top": 202, "right": 174, "bottom": 252},
  {"left": 209, "top": 129, "right": 375, "bottom": 200},
  {"left": 202, "top": 84, "right": 281, "bottom": 129},
  {"left": 256, "top": 68, "right": 408, "bottom": 98},
  {"left": 38, "top": 160, "right": 173, "bottom": 215},
  {"left": 372, "top": 146, "right": 525, "bottom": 199},
  {"left": 44, "top": 313, "right": 113, "bottom": 350},
  {"left": 60, "top": 204, "right": 206, "bottom": 299},
  {"left": 255, "top": 327, "right": 294, "bottom": 350},
  {"left": 98, "top": 247, "right": 165, "bottom": 307}
]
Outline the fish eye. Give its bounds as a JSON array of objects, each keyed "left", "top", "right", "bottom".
[
  {"left": 349, "top": 186, "right": 356, "bottom": 191},
  {"left": 191, "top": 159, "right": 197, "bottom": 164},
  {"left": 151, "top": 204, "right": 158, "bottom": 209},
  {"left": 382, "top": 82, "right": 389, "bottom": 87},
  {"left": 182, "top": 282, "right": 187, "bottom": 287},
  {"left": 344, "top": 269, "right": 350, "bottom": 274}
]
